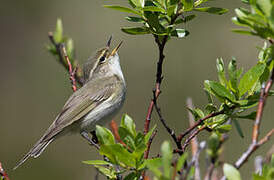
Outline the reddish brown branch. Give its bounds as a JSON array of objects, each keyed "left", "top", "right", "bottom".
[
  {"left": 177, "top": 107, "right": 233, "bottom": 143},
  {"left": 61, "top": 44, "right": 77, "bottom": 92},
  {"left": 0, "top": 163, "right": 10, "bottom": 180},
  {"left": 182, "top": 125, "right": 206, "bottom": 152},
  {"left": 48, "top": 32, "right": 84, "bottom": 86},
  {"left": 144, "top": 129, "right": 157, "bottom": 159}
]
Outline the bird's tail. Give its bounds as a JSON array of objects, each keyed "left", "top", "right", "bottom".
[{"left": 13, "top": 137, "right": 54, "bottom": 170}]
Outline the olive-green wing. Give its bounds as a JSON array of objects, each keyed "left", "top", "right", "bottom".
[{"left": 41, "top": 76, "right": 119, "bottom": 141}]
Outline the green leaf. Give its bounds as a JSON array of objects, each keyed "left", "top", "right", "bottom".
[
  {"left": 82, "top": 160, "right": 111, "bottom": 165},
  {"left": 121, "top": 114, "right": 137, "bottom": 137},
  {"left": 121, "top": 27, "right": 150, "bottom": 35},
  {"left": 228, "top": 58, "right": 238, "bottom": 93},
  {"left": 223, "top": 163, "right": 242, "bottom": 180},
  {"left": 66, "top": 38, "right": 74, "bottom": 60},
  {"left": 194, "top": 7, "right": 228, "bottom": 15},
  {"left": 118, "top": 127, "right": 136, "bottom": 150},
  {"left": 161, "top": 141, "right": 172, "bottom": 178},
  {"left": 100, "top": 144, "right": 136, "bottom": 167},
  {"left": 176, "top": 153, "right": 187, "bottom": 171},
  {"left": 194, "top": 0, "right": 209, "bottom": 7},
  {"left": 182, "top": 0, "right": 194, "bottom": 11},
  {"left": 216, "top": 58, "right": 226, "bottom": 86},
  {"left": 145, "top": 158, "right": 162, "bottom": 177},
  {"left": 94, "top": 165, "right": 116, "bottom": 179},
  {"left": 208, "top": 81, "right": 235, "bottom": 101},
  {"left": 171, "top": 29, "right": 189, "bottom": 38},
  {"left": 104, "top": 5, "right": 141, "bottom": 16},
  {"left": 143, "top": 6, "right": 166, "bottom": 13},
  {"left": 54, "top": 18, "right": 63, "bottom": 43},
  {"left": 232, "top": 119, "right": 244, "bottom": 138},
  {"left": 144, "top": 125, "right": 156, "bottom": 144},
  {"left": 130, "top": 0, "right": 145, "bottom": 8},
  {"left": 256, "top": 0, "right": 272, "bottom": 17},
  {"left": 125, "top": 16, "right": 145, "bottom": 22},
  {"left": 215, "top": 124, "right": 232, "bottom": 133},
  {"left": 96, "top": 125, "right": 115, "bottom": 145},
  {"left": 238, "top": 63, "right": 266, "bottom": 97},
  {"left": 232, "top": 29, "right": 256, "bottom": 36}
]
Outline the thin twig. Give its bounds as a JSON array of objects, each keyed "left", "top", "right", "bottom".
[
  {"left": 61, "top": 44, "right": 77, "bottom": 92},
  {"left": 144, "top": 129, "right": 158, "bottom": 159},
  {"left": 182, "top": 125, "right": 206, "bottom": 152},
  {"left": 234, "top": 128, "right": 274, "bottom": 169},
  {"left": 142, "top": 130, "right": 157, "bottom": 178},
  {"left": 177, "top": 106, "right": 236, "bottom": 143},
  {"left": 0, "top": 162, "right": 10, "bottom": 180},
  {"left": 153, "top": 91, "right": 182, "bottom": 150},
  {"left": 48, "top": 32, "right": 84, "bottom": 86}
]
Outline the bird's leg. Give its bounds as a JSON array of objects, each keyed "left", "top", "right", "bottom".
[
  {"left": 81, "top": 131, "right": 99, "bottom": 150},
  {"left": 90, "top": 130, "right": 99, "bottom": 144}
]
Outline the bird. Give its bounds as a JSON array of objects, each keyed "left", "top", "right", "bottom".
[{"left": 14, "top": 37, "right": 126, "bottom": 169}]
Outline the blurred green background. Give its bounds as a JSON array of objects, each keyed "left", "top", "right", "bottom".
[{"left": 0, "top": 0, "right": 273, "bottom": 179}]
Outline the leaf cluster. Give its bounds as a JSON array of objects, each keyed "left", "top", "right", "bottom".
[
  {"left": 83, "top": 115, "right": 156, "bottom": 179},
  {"left": 105, "top": 0, "right": 228, "bottom": 38},
  {"left": 232, "top": 0, "right": 274, "bottom": 40}
]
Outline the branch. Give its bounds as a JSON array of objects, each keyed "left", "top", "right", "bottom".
[
  {"left": 153, "top": 91, "right": 182, "bottom": 150},
  {"left": 0, "top": 162, "right": 10, "bottom": 180},
  {"left": 177, "top": 107, "right": 234, "bottom": 143},
  {"left": 48, "top": 32, "right": 84, "bottom": 86},
  {"left": 143, "top": 13, "right": 181, "bottom": 134},
  {"left": 144, "top": 129, "right": 157, "bottom": 159},
  {"left": 234, "top": 128, "right": 274, "bottom": 169},
  {"left": 181, "top": 125, "right": 206, "bottom": 152},
  {"left": 61, "top": 44, "right": 78, "bottom": 92}
]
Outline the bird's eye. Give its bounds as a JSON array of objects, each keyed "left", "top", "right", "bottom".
[{"left": 99, "top": 56, "right": 105, "bottom": 62}]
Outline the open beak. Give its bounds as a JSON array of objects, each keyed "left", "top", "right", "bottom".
[
  {"left": 106, "top": 35, "right": 112, "bottom": 47},
  {"left": 110, "top": 41, "right": 123, "bottom": 57}
]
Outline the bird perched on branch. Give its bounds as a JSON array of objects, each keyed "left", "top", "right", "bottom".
[{"left": 14, "top": 37, "right": 126, "bottom": 169}]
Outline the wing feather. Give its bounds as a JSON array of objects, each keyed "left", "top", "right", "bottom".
[{"left": 41, "top": 76, "right": 119, "bottom": 141}]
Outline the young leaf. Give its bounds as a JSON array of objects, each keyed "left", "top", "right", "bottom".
[
  {"left": 145, "top": 158, "right": 162, "bottom": 177},
  {"left": 144, "top": 125, "right": 156, "bottom": 144},
  {"left": 161, "top": 141, "right": 172, "bottom": 178},
  {"left": 228, "top": 58, "right": 238, "bottom": 93},
  {"left": 143, "top": 6, "right": 166, "bottom": 13},
  {"left": 94, "top": 165, "right": 116, "bottom": 179},
  {"left": 125, "top": 16, "right": 144, "bottom": 22},
  {"left": 104, "top": 5, "right": 141, "bottom": 16},
  {"left": 238, "top": 63, "right": 266, "bottom": 97},
  {"left": 216, "top": 58, "right": 226, "bottom": 86},
  {"left": 121, "top": 114, "right": 137, "bottom": 137},
  {"left": 54, "top": 18, "right": 63, "bottom": 43},
  {"left": 182, "top": 0, "right": 194, "bottom": 11},
  {"left": 215, "top": 124, "right": 232, "bottom": 133},
  {"left": 208, "top": 81, "right": 235, "bottom": 101},
  {"left": 223, "top": 163, "right": 242, "bottom": 180},
  {"left": 96, "top": 125, "right": 115, "bottom": 145},
  {"left": 82, "top": 160, "right": 111, "bottom": 165},
  {"left": 176, "top": 153, "right": 187, "bottom": 171},
  {"left": 100, "top": 144, "right": 136, "bottom": 167},
  {"left": 121, "top": 27, "right": 150, "bottom": 35},
  {"left": 194, "top": 7, "right": 228, "bottom": 15}
]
